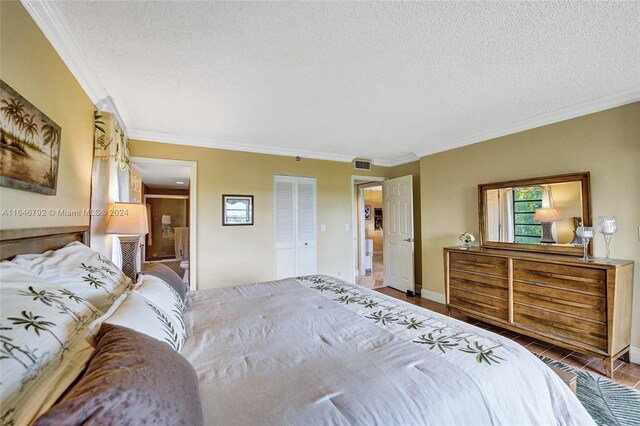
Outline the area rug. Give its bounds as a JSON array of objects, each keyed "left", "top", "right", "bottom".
[{"left": 536, "top": 354, "right": 640, "bottom": 426}]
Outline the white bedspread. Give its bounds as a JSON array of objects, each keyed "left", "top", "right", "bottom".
[{"left": 181, "top": 276, "right": 594, "bottom": 425}]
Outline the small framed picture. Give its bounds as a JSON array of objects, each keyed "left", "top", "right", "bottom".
[
  {"left": 222, "top": 195, "right": 254, "bottom": 226},
  {"left": 364, "top": 205, "right": 371, "bottom": 220},
  {"left": 374, "top": 208, "right": 383, "bottom": 230}
]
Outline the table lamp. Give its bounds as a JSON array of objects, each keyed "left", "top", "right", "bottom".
[
  {"left": 105, "top": 202, "right": 149, "bottom": 281},
  {"left": 533, "top": 208, "right": 561, "bottom": 244}
]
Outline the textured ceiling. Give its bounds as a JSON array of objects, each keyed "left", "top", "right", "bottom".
[{"left": 50, "top": 1, "right": 640, "bottom": 164}]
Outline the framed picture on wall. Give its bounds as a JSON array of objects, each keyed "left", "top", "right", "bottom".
[
  {"left": 364, "top": 205, "right": 371, "bottom": 220},
  {"left": 222, "top": 194, "right": 254, "bottom": 226},
  {"left": 0, "top": 80, "right": 62, "bottom": 195},
  {"left": 374, "top": 208, "right": 383, "bottom": 230}
]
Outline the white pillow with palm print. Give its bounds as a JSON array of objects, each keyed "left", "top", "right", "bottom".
[
  {"left": 12, "top": 241, "right": 132, "bottom": 313},
  {"left": 133, "top": 274, "right": 185, "bottom": 338},
  {"left": 0, "top": 261, "right": 99, "bottom": 426},
  {"left": 88, "top": 291, "right": 185, "bottom": 352}
]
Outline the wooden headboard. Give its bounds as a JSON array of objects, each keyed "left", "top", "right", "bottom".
[{"left": 0, "top": 226, "right": 89, "bottom": 261}]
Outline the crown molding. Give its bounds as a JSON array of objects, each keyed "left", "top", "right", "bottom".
[
  {"left": 414, "top": 88, "right": 640, "bottom": 158},
  {"left": 372, "top": 153, "right": 420, "bottom": 167},
  {"left": 21, "top": 0, "right": 127, "bottom": 132},
  {"left": 128, "top": 129, "right": 359, "bottom": 163}
]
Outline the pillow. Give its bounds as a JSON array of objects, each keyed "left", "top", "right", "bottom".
[
  {"left": 35, "top": 323, "right": 203, "bottom": 426},
  {"left": 133, "top": 274, "right": 185, "bottom": 333},
  {"left": 139, "top": 262, "right": 187, "bottom": 301},
  {"left": 12, "top": 241, "right": 132, "bottom": 313},
  {"left": 88, "top": 291, "right": 185, "bottom": 352},
  {"left": 0, "top": 262, "right": 98, "bottom": 426}
]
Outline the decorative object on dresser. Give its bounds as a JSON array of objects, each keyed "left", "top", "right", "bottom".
[
  {"left": 576, "top": 225, "right": 595, "bottom": 262},
  {"left": 597, "top": 216, "right": 618, "bottom": 263},
  {"left": 458, "top": 232, "right": 475, "bottom": 249},
  {"left": 105, "top": 202, "right": 149, "bottom": 281},
  {"left": 443, "top": 246, "right": 634, "bottom": 378}
]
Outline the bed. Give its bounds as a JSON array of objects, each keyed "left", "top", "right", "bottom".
[{"left": 0, "top": 227, "right": 595, "bottom": 425}]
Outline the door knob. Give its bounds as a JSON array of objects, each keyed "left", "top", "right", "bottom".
[
  {"left": 403, "top": 238, "right": 414, "bottom": 243},
  {"left": 305, "top": 242, "right": 309, "bottom": 246}
]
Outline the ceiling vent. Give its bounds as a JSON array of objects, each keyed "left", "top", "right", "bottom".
[{"left": 354, "top": 159, "right": 372, "bottom": 171}]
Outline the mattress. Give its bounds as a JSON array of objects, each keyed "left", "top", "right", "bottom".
[{"left": 181, "top": 275, "right": 594, "bottom": 425}]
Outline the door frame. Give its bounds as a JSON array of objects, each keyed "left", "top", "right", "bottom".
[
  {"left": 131, "top": 156, "right": 198, "bottom": 291},
  {"left": 350, "top": 175, "right": 386, "bottom": 284}
]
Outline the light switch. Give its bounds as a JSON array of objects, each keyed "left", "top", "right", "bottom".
[
  {"left": 344, "top": 223, "right": 350, "bottom": 232},
  {"left": 320, "top": 224, "right": 326, "bottom": 232}
]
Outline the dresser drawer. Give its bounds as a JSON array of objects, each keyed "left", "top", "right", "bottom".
[
  {"left": 514, "top": 304, "right": 607, "bottom": 351},
  {"left": 513, "top": 260, "right": 606, "bottom": 296},
  {"left": 449, "top": 252, "right": 508, "bottom": 278},
  {"left": 449, "top": 286, "right": 509, "bottom": 322}
]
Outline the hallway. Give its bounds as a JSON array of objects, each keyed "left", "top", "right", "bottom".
[{"left": 355, "top": 252, "right": 384, "bottom": 289}]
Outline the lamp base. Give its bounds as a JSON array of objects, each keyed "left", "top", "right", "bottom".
[
  {"left": 539, "top": 222, "right": 556, "bottom": 244},
  {"left": 118, "top": 236, "right": 140, "bottom": 282}
]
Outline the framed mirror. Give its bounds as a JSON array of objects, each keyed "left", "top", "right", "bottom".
[{"left": 478, "top": 172, "right": 591, "bottom": 256}]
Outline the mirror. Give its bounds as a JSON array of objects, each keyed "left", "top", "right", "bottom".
[{"left": 478, "top": 172, "right": 591, "bottom": 256}]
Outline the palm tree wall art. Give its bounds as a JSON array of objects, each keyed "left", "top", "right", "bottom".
[{"left": 0, "top": 79, "right": 62, "bottom": 195}]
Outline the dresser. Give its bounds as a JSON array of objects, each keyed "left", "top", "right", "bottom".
[{"left": 444, "top": 247, "right": 634, "bottom": 377}]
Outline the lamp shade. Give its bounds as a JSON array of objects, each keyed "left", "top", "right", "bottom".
[
  {"left": 105, "top": 203, "right": 149, "bottom": 235},
  {"left": 161, "top": 215, "right": 172, "bottom": 225},
  {"left": 533, "top": 208, "right": 561, "bottom": 222}
]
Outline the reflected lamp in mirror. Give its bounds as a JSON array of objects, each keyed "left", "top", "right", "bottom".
[
  {"left": 533, "top": 208, "right": 561, "bottom": 244},
  {"left": 105, "top": 202, "right": 149, "bottom": 281}
]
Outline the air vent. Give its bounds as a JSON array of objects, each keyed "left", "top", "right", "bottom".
[{"left": 354, "top": 159, "right": 372, "bottom": 171}]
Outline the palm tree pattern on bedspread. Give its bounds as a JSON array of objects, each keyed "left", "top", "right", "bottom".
[{"left": 296, "top": 275, "right": 510, "bottom": 367}]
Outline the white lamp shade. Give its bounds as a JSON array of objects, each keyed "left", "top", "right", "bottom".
[
  {"left": 533, "top": 208, "right": 561, "bottom": 222},
  {"left": 105, "top": 203, "right": 149, "bottom": 235},
  {"left": 161, "top": 215, "right": 172, "bottom": 225}
]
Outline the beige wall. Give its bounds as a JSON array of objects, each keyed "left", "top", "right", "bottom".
[
  {"left": 363, "top": 188, "right": 383, "bottom": 252},
  {"left": 420, "top": 102, "right": 640, "bottom": 348},
  {"left": 0, "top": 2, "right": 94, "bottom": 229},
  {"left": 129, "top": 140, "right": 404, "bottom": 288}
]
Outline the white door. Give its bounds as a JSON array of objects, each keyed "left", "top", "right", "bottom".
[
  {"left": 383, "top": 175, "right": 415, "bottom": 293},
  {"left": 274, "top": 175, "right": 317, "bottom": 279}
]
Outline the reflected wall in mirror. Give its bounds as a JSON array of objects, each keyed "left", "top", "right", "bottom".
[{"left": 479, "top": 172, "right": 591, "bottom": 256}]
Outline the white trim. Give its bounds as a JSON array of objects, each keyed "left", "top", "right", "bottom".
[
  {"left": 131, "top": 156, "right": 198, "bottom": 291},
  {"left": 350, "top": 175, "right": 386, "bottom": 284},
  {"left": 414, "top": 89, "right": 640, "bottom": 158},
  {"left": 421, "top": 289, "right": 446, "bottom": 304},
  {"left": 630, "top": 346, "right": 640, "bottom": 364},
  {"left": 144, "top": 194, "right": 189, "bottom": 200},
  {"left": 372, "top": 153, "right": 420, "bottom": 167},
  {"left": 21, "top": 0, "right": 127, "bottom": 130},
  {"left": 129, "top": 129, "right": 356, "bottom": 163}
]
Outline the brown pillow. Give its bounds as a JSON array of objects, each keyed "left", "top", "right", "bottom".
[
  {"left": 35, "top": 323, "right": 203, "bottom": 426},
  {"left": 140, "top": 262, "right": 187, "bottom": 301}
]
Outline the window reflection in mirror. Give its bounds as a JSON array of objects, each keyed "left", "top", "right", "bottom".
[{"left": 485, "top": 181, "right": 583, "bottom": 246}]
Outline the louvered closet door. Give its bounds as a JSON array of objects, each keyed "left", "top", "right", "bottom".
[{"left": 274, "top": 175, "right": 317, "bottom": 279}]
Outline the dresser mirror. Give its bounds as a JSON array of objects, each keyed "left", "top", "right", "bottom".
[{"left": 478, "top": 172, "right": 591, "bottom": 256}]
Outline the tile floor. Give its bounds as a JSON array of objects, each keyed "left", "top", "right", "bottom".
[
  {"left": 375, "top": 286, "right": 640, "bottom": 390},
  {"left": 356, "top": 252, "right": 385, "bottom": 289}
]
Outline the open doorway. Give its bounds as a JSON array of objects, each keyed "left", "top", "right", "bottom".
[
  {"left": 358, "top": 185, "right": 384, "bottom": 288},
  {"left": 352, "top": 176, "right": 385, "bottom": 288},
  {"left": 131, "top": 157, "right": 197, "bottom": 290}
]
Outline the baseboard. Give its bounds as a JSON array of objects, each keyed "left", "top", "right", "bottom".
[
  {"left": 630, "top": 346, "right": 640, "bottom": 364},
  {"left": 420, "top": 289, "right": 445, "bottom": 304}
]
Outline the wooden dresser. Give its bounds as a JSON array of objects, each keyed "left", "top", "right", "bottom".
[{"left": 444, "top": 247, "right": 634, "bottom": 377}]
